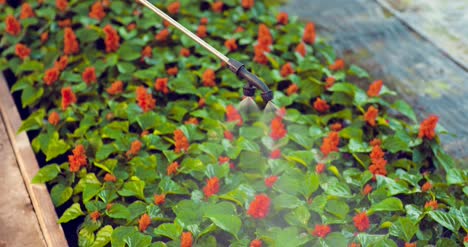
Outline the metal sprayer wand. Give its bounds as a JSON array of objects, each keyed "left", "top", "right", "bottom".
[{"left": 138, "top": 0, "right": 273, "bottom": 103}]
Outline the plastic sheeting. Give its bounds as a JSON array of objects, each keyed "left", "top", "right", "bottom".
[{"left": 281, "top": 0, "right": 468, "bottom": 161}]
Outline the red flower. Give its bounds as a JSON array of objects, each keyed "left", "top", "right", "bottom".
[
  {"left": 311, "top": 225, "right": 331, "bottom": 238},
  {"left": 64, "top": 28, "right": 79, "bottom": 55},
  {"left": 200, "top": 18, "right": 208, "bottom": 25},
  {"left": 270, "top": 149, "right": 281, "bottom": 159},
  {"left": 20, "top": 3, "right": 35, "bottom": 19},
  {"left": 41, "top": 32, "right": 49, "bottom": 43},
  {"left": 369, "top": 145, "right": 387, "bottom": 178},
  {"left": 174, "top": 129, "right": 189, "bottom": 153},
  {"left": 253, "top": 45, "right": 269, "bottom": 65},
  {"left": 295, "top": 42, "right": 306, "bottom": 57},
  {"left": 367, "top": 80, "right": 383, "bottom": 97},
  {"left": 58, "top": 19, "right": 72, "bottom": 28},
  {"left": 68, "top": 145, "right": 87, "bottom": 172},
  {"left": 140, "top": 46, "right": 152, "bottom": 62},
  {"left": 277, "top": 12, "right": 288, "bottom": 25},
  {"left": 89, "top": 1, "right": 106, "bottom": 20},
  {"left": 250, "top": 239, "right": 262, "bottom": 247},
  {"left": 167, "top": 67, "right": 178, "bottom": 76},
  {"left": 185, "top": 118, "right": 199, "bottom": 125},
  {"left": 329, "top": 59, "right": 345, "bottom": 71},
  {"left": 286, "top": 84, "right": 299, "bottom": 96},
  {"left": 247, "top": 194, "right": 271, "bottom": 219},
  {"left": 126, "top": 140, "right": 142, "bottom": 158},
  {"left": 425, "top": 200, "right": 438, "bottom": 210},
  {"left": 349, "top": 243, "right": 361, "bottom": 247},
  {"left": 364, "top": 106, "right": 379, "bottom": 126},
  {"left": 154, "top": 78, "right": 169, "bottom": 94},
  {"left": 54, "top": 56, "right": 69, "bottom": 71},
  {"left": 90, "top": 211, "right": 100, "bottom": 222},
  {"left": 103, "top": 25, "right": 120, "bottom": 53},
  {"left": 270, "top": 116, "right": 287, "bottom": 141},
  {"left": 404, "top": 243, "right": 416, "bottom": 247},
  {"left": 313, "top": 97, "right": 330, "bottom": 113},
  {"left": 225, "top": 39, "right": 238, "bottom": 52},
  {"left": 5, "top": 15, "right": 21, "bottom": 36},
  {"left": 127, "top": 23, "right": 137, "bottom": 31},
  {"left": 61, "top": 87, "right": 77, "bottom": 110},
  {"left": 257, "top": 24, "right": 273, "bottom": 46},
  {"left": 264, "top": 176, "right": 278, "bottom": 188},
  {"left": 56, "top": 0, "right": 68, "bottom": 12},
  {"left": 280, "top": 63, "right": 295, "bottom": 77},
  {"left": 370, "top": 138, "right": 381, "bottom": 147},
  {"left": 218, "top": 156, "right": 230, "bottom": 165},
  {"left": 167, "top": 162, "right": 179, "bottom": 176},
  {"left": 203, "top": 177, "right": 220, "bottom": 198},
  {"left": 180, "top": 48, "right": 191, "bottom": 57},
  {"left": 303, "top": 22, "right": 316, "bottom": 44},
  {"left": 330, "top": 123, "right": 342, "bottom": 131},
  {"left": 235, "top": 26, "right": 245, "bottom": 33},
  {"left": 106, "top": 81, "right": 124, "bottom": 95},
  {"left": 138, "top": 214, "right": 151, "bottom": 232},
  {"left": 154, "top": 194, "right": 166, "bottom": 205},
  {"left": 197, "top": 25, "right": 207, "bottom": 38},
  {"left": 167, "top": 1, "right": 180, "bottom": 15},
  {"left": 362, "top": 184, "right": 373, "bottom": 195},
  {"left": 464, "top": 234, "right": 468, "bottom": 243},
  {"left": 276, "top": 107, "right": 287, "bottom": 118},
  {"left": 198, "top": 98, "right": 206, "bottom": 108},
  {"left": 202, "top": 69, "right": 216, "bottom": 87},
  {"left": 418, "top": 115, "right": 438, "bottom": 140},
  {"left": 242, "top": 0, "right": 255, "bottom": 9},
  {"left": 325, "top": 77, "right": 335, "bottom": 89},
  {"left": 48, "top": 112, "right": 60, "bottom": 126},
  {"left": 181, "top": 232, "right": 193, "bottom": 247},
  {"left": 224, "top": 130, "right": 234, "bottom": 141},
  {"left": 353, "top": 212, "right": 370, "bottom": 232},
  {"left": 212, "top": 1, "right": 223, "bottom": 13},
  {"left": 82, "top": 67, "right": 96, "bottom": 85},
  {"left": 421, "top": 182, "right": 433, "bottom": 192},
  {"left": 104, "top": 173, "right": 117, "bottom": 182},
  {"left": 15, "top": 44, "right": 31, "bottom": 60},
  {"left": 226, "top": 105, "right": 243, "bottom": 126},
  {"left": 155, "top": 29, "right": 170, "bottom": 42},
  {"left": 315, "top": 163, "right": 326, "bottom": 174},
  {"left": 136, "top": 86, "right": 156, "bottom": 112},
  {"left": 320, "top": 131, "right": 340, "bottom": 156}
]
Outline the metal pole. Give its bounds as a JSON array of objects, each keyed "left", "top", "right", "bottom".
[{"left": 138, "top": 0, "right": 230, "bottom": 63}]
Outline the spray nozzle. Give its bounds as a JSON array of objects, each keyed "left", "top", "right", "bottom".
[{"left": 228, "top": 59, "right": 273, "bottom": 103}]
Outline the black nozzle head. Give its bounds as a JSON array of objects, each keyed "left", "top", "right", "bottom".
[
  {"left": 243, "top": 86, "right": 256, "bottom": 97},
  {"left": 261, "top": 90, "right": 273, "bottom": 102}
]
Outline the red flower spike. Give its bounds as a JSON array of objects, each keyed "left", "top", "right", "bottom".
[
  {"left": 15, "top": 44, "right": 31, "bottom": 60},
  {"left": 280, "top": 63, "right": 295, "bottom": 77},
  {"left": 277, "top": 12, "right": 289, "bottom": 25},
  {"left": 103, "top": 25, "right": 120, "bottom": 53},
  {"left": 203, "top": 177, "right": 220, "bottom": 198},
  {"left": 127, "top": 23, "right": 137, "bottom": 31},
  {"left": 167, "top": 67, "right": 178, "bottom": 76},
  {"left": 90, "top": 211, "right": 100, "bottom": 222},
  {"left": 253, "top": 45, "right": 269, "bottom": 64},
  {"left": 167, "top": 2, "right": 180, "bottom": 15},
  {"left": 247, "top": 194, "right": 271, "bottom": 219},
  {"left": 155, "top": 78, "right": 169, "bottom": 94},
  {"left": 311, "top": 225, "right": 331, "bottom": 238},
  {"left": 325, "top": 77, "right": 335, "bottom": 89},
  {"left": 242, "top": 0, "right": 255, "bottom": 9},
  {"left": 367, "top": 80, "right": 383, "bottom": 97},
  {"left": 136, "top": 86, "right": 156, "bottom": 112},
  {"left": 315, "top": 163, "right": 326, "bottom": 174},
  {"left": 425, "top": 200, "right": 438, "bottom": 210},
  {"left": 64, "top": 28, "right": 79, "bottom": 55},
  {"left": 330, "top": 123, "right": 342, "bottom": 131},
  {"left": 167, "top": 162, "right": 179, "bottom": 176},
  {"left": 404, "top": 243, "right": 416, "bottom": 247},
  {"left": 5, "top": 15, "right": 21, "bottom": 36},
  {"left": 418, "top": 115, "right": 438, "bottom": 140},
  {"left": 154, "top": 194, "right": 166, "bottom": 205},
  {"left": 174, "top": 129, "right": 189, "bottom": 153},
  {"left": 200, "top": 17, "right": 208, "bottom": 25},
  {"left": 270, "top": 149, "right": 281, "bottom": 159},
  {"left": 82, "top": 67, "right": 96, "bottom": 85},
  {"left": 48, "top": 112, "right": 60, "bottom": 126},
  {"left": 264, "top": 176, "right": 278, "bottom": 188},
  {"left": 141, "top": 46, "right": 152, "bottom": 61},
  {"left": 320, "top": 131, "right": 340, "bottom": 156},
  {"left": 104, "top": 173, "right": 117, "bottom": 182},
  {"left": 20, "top": 3, "right": 35, "bottom": 19},
  {"left": 180, "top": 48, "right": 191, "bottom": 57},
  {"left": 303, "top": 22, "right": 316, "bottom": 45},
  {"left": 224, "top": 130, "right": 234, "bottom": 141},
  {"left": 270, "top": 116, "right": 287, "bottom": 141},
  {"left": 349, "top": 243, "right": 361, "bottom": 247},
  {"left": 353, "top": 212, "right": 370, "bottom": 232},
  {"left": 218, "top": 156, "right": 230, "bottom": 165},
  {"left": 106, "top": 81, "right": 124, "bottom": 95},
  {"left": 56, "top": 0, "right": 68, "bottom": 12},
  {"left": 58, "top": 19, "right": 72, "bottom": 28},
  {"left": 250, "top": 239, "right": 263, "bottom": 247},
  {"left": 370, "top": 138, "right": 381, "bottom": 147},
  {"left": 212, "top": 1, "right": 223, "bottom": 13},
  {"left": 364, "top": 106, "right": 379, "bottom": 127},
  {"left": 286, "top": 84, "right": 299, "bottom": 96},
  {"left": 181, "top": 232, "right": 193, "bottom": 247},
  {"left": 184, "top": 118, "right": 199, "bottom": 125},
  {"left": 68, "top": 145, "right": 87, "bottom": 172},
  {"left": 313, "top": 97, "right": 330, "bottom": 113},
  {"left": 235, "top": 26, "right": 245, "bottom": 33},
  {"left": 225, "top": 39, "right": 238, "bottom": 52},
  {"left": 295, "top": 42, "right": 307, "bottom": 57},
  {"left": 126, "top": 140, "right": 142, "bottom": 158},
  {"left": 54, "top": 56, "right": 69, "bottom": 71},
  {"left": 198, "top": 98, "right": 206, "bottom": 108},
  {"left": 61, "top": 87, "right": 77, "bottom": 110},
  {"left": 138, "top": 214, "right": 151, "bottom": 232},
  {"left": 155, "top": 29, "right": 170, "bottom": 42},
  {"left": 89, "top": 1, "right": 106, "bottom": 20},
  {"left": 421, "top": 182, "right": 433, "bottom": 192},
  {"left": 329, "top": 59, "right": 345, "bottom": 71},
  {"left": 226, "top": 105, "right": 243, "bottom": 126},
  {"left": 197, "top": 25, "right": 207, "bottom": 38},
  {"left": 202, "top": 69, "right": 216, "bottom": 87},
  {"left": 41, "top": 32, "right": 49, "bottom": 43},
  {"left": 362, "top": 184, "right": 373, "bottom": 195}
]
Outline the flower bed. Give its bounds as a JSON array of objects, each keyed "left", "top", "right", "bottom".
[{"left": 1, "top": 0, "right": 467, "bottom": 246}]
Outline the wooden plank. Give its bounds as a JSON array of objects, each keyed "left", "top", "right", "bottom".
[{"left": 0, "top": 73, "right": 68, "bottom": 247}]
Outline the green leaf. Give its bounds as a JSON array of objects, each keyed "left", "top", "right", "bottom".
[
  {"left": 356, "top": 234, "right": 387, "bottom": 247},
  {"left": 51, "top": 184, "right": 73, "bottom": 207},
  {"left": 263, "top": 227, "right": 309, "bottom": 247},
  {"left": 118, "top": 180, "right": 146, "bottom": 200},
  {"left": 83, "top": 184, "right": 102, "bottom": 202},
  {"left": 107, "top": 203, "right": 131, "bottom": 219},
  {"left": 158, "top": 176, "right": 189, "bottom": 195},
  {"left": 284, "top": 206, "right": 310, "bottom": 227},
  {"left": 436, "top": 238, "right": 459, "bottom": 247},
  {"left": 91, "top": 225, "right": 113, "bottom": 247},
  {"left": 79, "top": 227, "right": 95, "bottom": 247},
  {"left": 286, "top": 150, "right": 314, "bottom": 167},
  {"left": 111, "top": 226, "right": 137, "bottom": 247},
  {"left": 321, "top": 181, "right": 352, "bottom": 198},
  {"left": 124, "top": 231, "right": 152, "bottom": 247},
  {"left": 273, "top": 194, "right": 303, "bottom": 210},
  {"left": 43, "top": 132, "right": 70, "bottom": 161},
  {"left": 323, "top": 232, "right": 348, "bottom": 247},
  {"left": 391, "top": 100, "right": 417, "bottom": 123},
  {"left": 325, "top": 199, "right": 349, "bottom": 219},
  {"left": 18, "top": 109, "right": 45, "bottom": 133},
  {"left": 301, "top": 173, "right": 320, "bottom": 199},
  {"left": 389, "top": 217, "right": 418, "bottom": 242},
  {"left": 58, "top": 203, "right": 84, "bottom": 223},
  {"left": 204, "top": 202, "right": 241, "bottom": 237},
  {"left": 445, "top": 168, "right": 465, "bottom": 185},
  {"left": 383, "top": 135, "right": 410, "bottom": 153},
  {"left": 32, "top": 164, "right": 60, "bottom": 184},
  {"left": 348, "top": 65, "right": 369, "bottom": 78},
  {"left": 369, "top": 198, "right": 403, "bottom": 214},
  {"left": 173, "top": 200, "right": 203, "bottom": 228},
  {"left": 117, "top": 42, "right": 142, "bottom": 61},
  {"left": 153, "top": 223, "right": 183, "bottom": 240},
  {"left": 428, "top": 211, "right": 460, "bottom": 233},
  {"left": 21, "top": 84, "right": 43, "bottom": 108}
]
